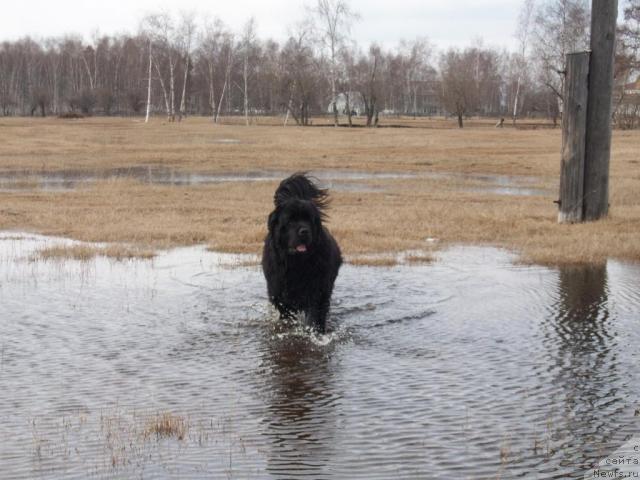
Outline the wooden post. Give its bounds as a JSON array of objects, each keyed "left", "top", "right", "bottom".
[
  {"left": 559, "top": 52, "right": 590, "bottom": 224},
  {"left": 583, "top": 0, "right": 618, "bottom": 221}
]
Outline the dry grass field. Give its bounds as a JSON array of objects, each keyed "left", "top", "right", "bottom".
[{"left": 0, "top": 115, "right": 638, "bottom": 265}]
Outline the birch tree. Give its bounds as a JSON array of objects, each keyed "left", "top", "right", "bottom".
[
  {"left": 398, "top": 38, "right": 434, "bottom": 117},
  {"left": 513, "top": 0, "right": 536, "bottom": 124},
  {"left": 242, "top": 17, "right": 257, "bottom": 126},
  {"left": 532, "top": 0, "right": 590, "bottom": 116},
  {"left": 178, "top": 12, "right": 197, "bottom": 120},
  {"left": 143, "top": 12, "right": 179, "bottom": 121},
  {"left": 198, "top": 19, "right": 234, "bottom": 123},
  {"left": 145, "top": 38, "right": 152, "bottom": 122},
  {"left": 312, "top": 0, "right": 358, "bottom": 127}
]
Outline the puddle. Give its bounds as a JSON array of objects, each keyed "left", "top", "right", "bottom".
[
  {"left": 423, "top": 172, "right": 551, "bottom": 196},
  {"left": 0, "top": 168, "right": 410, "bottom": 193},
  {"left": 1, "top": 234, "right": 639, "bottom": 478},
  {"left": 0, "top": 168, "right": 548, "bottom": 196}
]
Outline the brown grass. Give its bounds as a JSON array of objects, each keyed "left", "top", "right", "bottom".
[
  {"left": 34, "top": 244, "right": 156, "bottom": 261},
  {"left": 142, "top": 412, "right": 188, "bottom": 441},
  {"left": 347, "top": 255, "right": 400, "bottom": 267},
  {"left": 405, "top": 252, "right": 435, "bottom": 264},
  {"left": 0, "top": 116, "right": 638, "bottom": 265}
]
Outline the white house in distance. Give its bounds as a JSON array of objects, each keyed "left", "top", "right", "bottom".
[
  {"left": 327, "top": 92, "right": 366, "bottom": 116},
  {"left": 624, "top": 76, "right": 640, "bottom": 96}
]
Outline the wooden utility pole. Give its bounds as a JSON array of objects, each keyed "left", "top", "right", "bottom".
[
  {"left": 559, "top": 53, "right": 590, "bottom": 224},
  {"left": 558, "top": 0, "right": 618, "bottom": 224},
  {"left": 583, "top": 0, "right": 618, "bottom": 221}
]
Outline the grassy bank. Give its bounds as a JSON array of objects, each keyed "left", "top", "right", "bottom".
[{"left": 0, "top": 116, "right": 638, "bottom": 265}]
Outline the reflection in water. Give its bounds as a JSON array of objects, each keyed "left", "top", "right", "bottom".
[
  {"left": 542, "top": 265, "right": 631, "bottom": 475},
  {"left": 261, "top": 331, "right": 339, "bottom": 479}
]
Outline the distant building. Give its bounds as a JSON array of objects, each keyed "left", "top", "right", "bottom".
[
  {"left": 327, "top": 92, "right": 365, "bottom": 116},
  {"left": 624, "top": 78, "right": 640, "bottom": 96}
]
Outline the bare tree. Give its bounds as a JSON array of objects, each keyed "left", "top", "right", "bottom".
[
  {"left": 0, "top": 5, "right": 582, "bottom": 124},
  {"left": 532, "top": 0, "right": 590, "bottom": 118},
  {"left": 614, "top": 0, "right": 640, "bottom": 128},
  {"left": 279, "top": 25, "right": 321, "bottom": 126},
  {"left": 339, "top": 44, "right": 357, "bottom": 126},
  {"left": 353, "top": 45, "right": 384, "bottom": 127},
  {"left": 513, "top": 0, "right": 536, "bottom": 123},
  {"left": 198, "top": 19, "right": 233, "bottom": 123},
  {"left": 439, "top": 48, "right": 478, "bottom": 128},
  {"left": 312, "top": 0, "right": 358, "bottom": 127},
  {"left": 619, "top": 0, "right": 640, "bottom": 65},
  {"left": 398, "top": 38, "right": 435, "bottom": 117},
  {"left": 621, "top": 0, "right": 640, "bottom": 53},
  {"left": 178, "top": 11, "right": 197, "bottom": 120},
  {"left": 242, "top": 17, "right": 257, "bottom": 126},
  {"left": 143, "top": 12, "right": 179, "bottom": 121},
  {"left": 145, "top": 38, "right": 153, "bottom": 122}
]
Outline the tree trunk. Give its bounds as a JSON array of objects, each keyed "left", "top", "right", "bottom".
[
  {"left": 284, "top": 83, "right": 294, "bottom": 126},
  {"left": 331, "top": 51, "right": 338, "bottom": 127},
  {"left": 179, "top": 54, "right": 189, "bottom": 120},
  {"left": 215, "top": 77, "right": 227, "bottom": 124},
  {"left": 512, "top": 75, "right": 522, "bottom": 125},
  {"left": 345, "top": 92, "right": 353, "bottom": 127},
  {"left": 169, "top": 59, "right": 175, "bottom": 122},
  {"left": 243, "top": 50, "right": 249, "bottom": 126},
  {"left": 145, "top": 43, "right": 152, "bottom": 123},
  {"left": 154, "top": 61, "right": 170, "bottom": 119},
  {"left": 208, "top": 63, "right": 216, "bottom": 122},
  {"left": 215, "top": 53, "right": 232, "bottom": 124}
]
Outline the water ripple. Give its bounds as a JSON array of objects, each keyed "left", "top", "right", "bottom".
[{"left": 0, "top": 236, "right": 639, "bottom": 479}]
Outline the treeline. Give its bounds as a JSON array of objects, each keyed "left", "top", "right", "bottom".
[{"left": 0, "top": 0, "right": 638, "bottom": 127}]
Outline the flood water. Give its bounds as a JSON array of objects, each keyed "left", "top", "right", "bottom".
[
  {"left": 1, "top": 233, "right": 639, "bottom": 479},
  {"left": 0, "top": 168, "right": 549, "bottom": 196},
  {"left": 0, "top": 168, "right": 410, "bottom": 193}
]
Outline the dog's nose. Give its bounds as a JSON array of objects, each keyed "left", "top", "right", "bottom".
[{"left": 298, "top": 227, "right": 310, "bottom": 239}]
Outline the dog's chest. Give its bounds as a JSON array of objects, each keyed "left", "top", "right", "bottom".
[{"left": 281, "top": 259, "right": 323, "bottom": 300}]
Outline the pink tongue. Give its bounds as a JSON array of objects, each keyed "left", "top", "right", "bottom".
[{"left": 296, "top": 245, "right": 307, "bottom": 252}]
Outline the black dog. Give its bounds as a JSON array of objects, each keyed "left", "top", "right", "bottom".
[{"left": 262, "top": 173, "right": 342, "bottom": 333}]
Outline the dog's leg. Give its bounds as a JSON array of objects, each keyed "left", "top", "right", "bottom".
[
  {"left": 274, "top": 299, "right": 294, "bottom": 321},
  {"left": 306, "top": 296, "right": 330, "bottom": 334}
]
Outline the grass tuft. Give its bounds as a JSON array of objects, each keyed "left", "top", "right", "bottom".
[{"left": 142, "top": 413, "right": 188, "bottom": 441}]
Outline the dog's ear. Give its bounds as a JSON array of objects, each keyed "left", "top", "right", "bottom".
[
  {"left": 311, "top": 204, "right": 322, "bottom": 236},
  {"left": 268, "top": 209, "right": 279, "bottom": 234}
]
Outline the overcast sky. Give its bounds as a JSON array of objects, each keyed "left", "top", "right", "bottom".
[{"left": 0, "top": 1, "right": 628, "bottom": 52}]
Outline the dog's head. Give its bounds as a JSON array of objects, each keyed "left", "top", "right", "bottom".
[{"left": 268, "top": 199, "right": 322, "bottom": 256}]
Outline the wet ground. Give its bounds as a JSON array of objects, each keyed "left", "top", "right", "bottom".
[
  {"left": 0, "top": 168, "right": 550, "bottom": 196},
  {"left": 1, "top": 233, "right": 639, "bottom": 479}
]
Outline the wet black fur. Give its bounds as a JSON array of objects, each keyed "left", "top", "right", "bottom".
[{"left": 262, "top": 173, "right": 342, "bottom": 333}]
